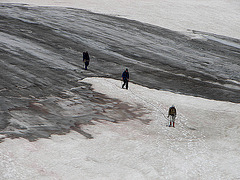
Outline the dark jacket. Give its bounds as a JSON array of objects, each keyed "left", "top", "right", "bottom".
[
  {"left": 122, "top": 70, "right": 129, "bottom": 80},
  {"left": 168, "top": 107, "right": 176, "bottom": 116},
  {"left": 83, "top": 52, "right": 90, "bottom": 62}
]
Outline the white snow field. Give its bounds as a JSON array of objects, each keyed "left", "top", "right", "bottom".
[
  {"left": 1, "top": 0, "right": 240, "bottom": 40},
  {"left": 1, "top": 77, "right": 240, "bottom": 179}
]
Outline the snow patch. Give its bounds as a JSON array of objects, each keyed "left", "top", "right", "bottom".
[
  {"left": 1, "top": 0, "right": 240, "bottom": 39},
  {"left": 1, "top": 77, "right": 239, "bottom": 179}
]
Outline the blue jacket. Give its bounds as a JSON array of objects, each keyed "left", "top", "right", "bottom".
[{"left": 122, "top": 70, "right": 129, "bottom": 80}]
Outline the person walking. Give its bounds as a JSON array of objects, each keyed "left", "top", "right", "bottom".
[
  {"left": 168, "top": 105, "right": 177, "bottom": 127},
  {"left": 83, "top": 51, "right": 90, "bottom": 70},
  {"left": 122, "top": 68, "right": 129, "bottom": 89}
]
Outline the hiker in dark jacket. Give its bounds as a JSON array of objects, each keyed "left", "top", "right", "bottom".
[
  {"left": 168, "top": 105, "right": 177, "bottom": 127},
  {"left": 122, "top": 68, "right": 129, "bottom": 89},
  {"left": 83, "top": 51, "right": 90, "bottom": 70}
]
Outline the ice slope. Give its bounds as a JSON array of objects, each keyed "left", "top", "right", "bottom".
[
  {"left": 0, "top": 77, "right": 240, "bottom": 179},
  {"left": 1, "top": 0, "right": 240, "bottom": 40}
]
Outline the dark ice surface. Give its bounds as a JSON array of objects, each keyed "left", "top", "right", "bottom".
[{"left": 0, "top": 4, "right": 240, "bottom": 141}]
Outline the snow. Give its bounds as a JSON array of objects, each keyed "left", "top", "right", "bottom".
[
  {"left": 0, "top": 0, "right": 240, "bottom": 39},
  {"left": 0, "top": 0, "right": 240, "bottom": 178},
  {"left": 1, "top": 77, "right": 240, "bottom": 179}
]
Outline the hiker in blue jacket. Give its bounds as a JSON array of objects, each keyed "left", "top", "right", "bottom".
[{"left": 122, "top": 68, "right": 129, "bottom": 89}]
